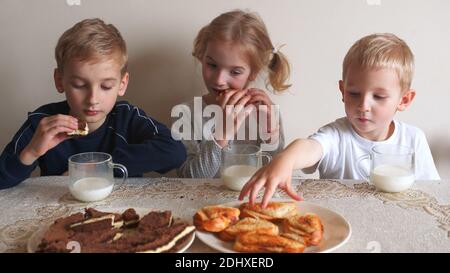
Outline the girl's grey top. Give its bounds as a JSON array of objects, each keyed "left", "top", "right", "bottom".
[{"left": 173, "top": 98, "right": 285, "bottom": 178}]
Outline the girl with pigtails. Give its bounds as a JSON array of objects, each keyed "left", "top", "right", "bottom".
[{"left": 175, "top": 10, "right": 292, "bottom": 178}]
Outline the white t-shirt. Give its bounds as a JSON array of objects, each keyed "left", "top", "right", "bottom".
[{"left": 306, "top": 117, "right": 440, "bottom": 180}]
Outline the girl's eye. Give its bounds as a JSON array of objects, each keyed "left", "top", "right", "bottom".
[
  {"left": 207, "top": 63, "right": 217, "bottom": 68},
  {"left": 374, "top": 95, "right": 386, "bottom": 100},
  {"left": 348, "top": 92, "right": 359, "bottom": 97},
  {"left": 101, "top": 85, "right": 113, "bottom": 90},
  {"left": 231, "top": 70, "right": 242, "bottom": 76}
]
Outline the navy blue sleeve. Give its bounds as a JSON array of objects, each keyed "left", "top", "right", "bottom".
[
  {"left": 0, "top": 120, "right": 38, "bottom": 189},
  {"left": 111, "top": 107, "right": 187, "bottom": 176}
]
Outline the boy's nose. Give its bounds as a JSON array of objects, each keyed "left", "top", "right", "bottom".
[
  {"left": 358, "top": 96, "right": 371, "bottom": 112},
  {"left": 87, "top": 88, "right": 99, "bottom": 105}
]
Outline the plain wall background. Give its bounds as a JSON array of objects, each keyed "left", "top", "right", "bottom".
[{"left": 1, "top": 0, "right": 449, "bottom": 178}]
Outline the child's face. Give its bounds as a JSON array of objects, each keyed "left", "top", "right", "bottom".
[
  {"left": 201, "top": 40, "right": 253, "bottom": 97},
  {"left": 339, "top": 65, "right": 415, "bottom": 141},
  {"left": 54, "top": 56, "right": 128, "bottom": 131}
]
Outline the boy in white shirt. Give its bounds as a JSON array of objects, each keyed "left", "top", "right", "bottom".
[{"left": 239, "top": 33, "right": 440, "bottom": 207}]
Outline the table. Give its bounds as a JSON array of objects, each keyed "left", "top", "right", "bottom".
[{"left": 1, "top": 177, "right": 449, "bottom": 252}]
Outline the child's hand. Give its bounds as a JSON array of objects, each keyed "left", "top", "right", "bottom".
[
  {"left": 246, "top": 88, "right": 274, "bottom": 106},
  {"left": 20, "top": 115, "right": 79, "bottom": 165},
  {"left": 215, "top": 90, "right": 254, "bottom": 147},
  {"left": 238, "top": 153, "right": 303, "bottom": 208},
  {"left": 246, "top": 88, "right": 277, "bottom": 133},
  {"left": 216, "top": 89, "right": 251, "bottom": 109}
]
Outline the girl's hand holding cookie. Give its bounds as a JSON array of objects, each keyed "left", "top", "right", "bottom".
[
  {"left": 214, "top": 90, "right": 255, "bottom": 147},
  {"left": 247, "top": 88, "right": 278, "bottom": 134}
]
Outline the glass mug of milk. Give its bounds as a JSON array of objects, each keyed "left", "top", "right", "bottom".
[
  {"left": 357, "top": 144, "right": 415, "bottom": 193},
  {"left": 221, "top": 144, "right": 272, "bottom": 191},
  {"left": 68, "top": 152, "right": 128, "bottom": 202}
]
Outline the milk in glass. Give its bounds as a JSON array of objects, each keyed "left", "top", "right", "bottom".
[
  {"left": 222, "top": 165, "right": 259, "bottom": 191},
  {"left": 69, "top": 177, "right": 114, "bottom": 202},
  {"left": 370, "top": 164, "right": 415, "bottom": 193}
]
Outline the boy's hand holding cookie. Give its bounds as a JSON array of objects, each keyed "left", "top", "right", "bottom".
[
  {"left": 67, "top": 119, "right": 88, "bottom": 136},
  {"left": 19, "top": 115, "right": 79, "bottom": 165}
]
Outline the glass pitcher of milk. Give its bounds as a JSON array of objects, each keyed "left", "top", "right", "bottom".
[
  {"left": 221, "top": 144, "right": 271, "bottom": 191},
  {"left": 357, "top": 144, "right": 415, "bottom": 193},
  {"left": 68, "top": 152, "right": 128, "bottom": 202}
]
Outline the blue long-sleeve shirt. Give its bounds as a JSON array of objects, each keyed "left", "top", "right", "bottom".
[{"left": 0, "top": 100, "right": 186, "bottom": 189}]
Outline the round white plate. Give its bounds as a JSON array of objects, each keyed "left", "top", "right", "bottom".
[
  {"left": 27, "top": 207, "right": 195, "bottom": 253},
  {"left": 196, "top": 200, "right": 351, "bottom": 253}
]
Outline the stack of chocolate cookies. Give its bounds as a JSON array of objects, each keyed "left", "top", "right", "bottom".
[{"left": 37, "top": 208, "right": 195, "bottom": 253}]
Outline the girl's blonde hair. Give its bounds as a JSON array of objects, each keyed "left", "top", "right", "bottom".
[
  {"left": 343, "top": 33, "right": 414, "bottom": 92},
  {"left": 55, "top": 18, "right": 128, "bottom": 75},
  {"left": 193, "top": 10, "right": 291, "bottom": 92}
]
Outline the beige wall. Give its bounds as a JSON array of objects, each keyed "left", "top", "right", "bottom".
[{"left": 1, "top": 0, "right": 449, "bottom": 177}]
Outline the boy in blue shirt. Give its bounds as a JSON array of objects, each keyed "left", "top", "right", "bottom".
[{"left": 0, "top": 18, "right": 186, "bottom": 189}]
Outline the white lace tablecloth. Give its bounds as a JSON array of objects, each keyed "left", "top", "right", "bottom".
[{"left": 0, "top": 177, "right": 449, "bottom": 253}]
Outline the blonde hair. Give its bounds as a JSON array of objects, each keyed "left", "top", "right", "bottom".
[
  {"left": 193, "top": 10, "right": 291, "bottom": 92},
  {"left": 55, "top": 18, "right": 127, "bottom": 75},
  {"left": 343, "top": 33, "right": 414, "bottom": 91}
]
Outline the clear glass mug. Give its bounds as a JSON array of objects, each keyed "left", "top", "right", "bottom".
[
  {"left": 221, "top": 144, "right": 272, "bottom": 191},
  {"left": 356, "top": 144, "right": 415, "bottom": 192},
  {"left": 68, "top": 152, "right": 128, "bottom": 202}
]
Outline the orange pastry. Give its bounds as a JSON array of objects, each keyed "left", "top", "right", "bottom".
[
  {"left": 218, "top": 217, "right": 278, "bottom": 241},
  {"left": 193, "top": 206, "right": 240, "bottom": 232},
  {"left": 282, "top": 213, "right": 324, "bottom": 246},
  {"left": 239, "top": 201, "right": 298, "bottom": 221},
  {"left": 234, "top": 230, "right": 305, "bottom": 253}
]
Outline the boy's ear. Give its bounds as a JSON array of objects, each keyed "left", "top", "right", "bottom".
[
  {"left": 397, "top": 89, "right": 416, "bottom": 111},
  {"left": 54, "top": 69, "right": 64, "bottom": 93},
  {"left": 118, "top": 72, "right": 129, "bottom": 97},
  {"left": 339, "top": 80, "right": 345, "bottom": 102}
]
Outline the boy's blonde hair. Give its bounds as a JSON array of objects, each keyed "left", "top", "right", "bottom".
[
  {"left": 343, "top": 33, "right": 414, "bottom": 91},
  {"left": 193, "top": 10, "right": 291, "bottom": 92},
  {"left": 55, "top": 18, "right": 127, "bottom": 75}
]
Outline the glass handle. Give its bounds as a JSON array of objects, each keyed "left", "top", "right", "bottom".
[
  {"left": 112, "top": 163, "right": 128, "bottom": 189},
  {"left": 356, "top": 154, "right": 370, "bottom": 181},
  {"left": 261, "top": 152, "right": 272, "bottom": 165}
]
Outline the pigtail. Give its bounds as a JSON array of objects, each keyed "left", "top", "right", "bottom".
[{"left": 267, "top": 50, "right": 291, "bottom": 92}]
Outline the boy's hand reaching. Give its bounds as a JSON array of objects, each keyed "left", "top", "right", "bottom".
[
  {"left": 19, "top": 115, "right": 79, "bottom": 165},
  {"left": 238, "top": 153, "right": 303, "bottom": 208}
]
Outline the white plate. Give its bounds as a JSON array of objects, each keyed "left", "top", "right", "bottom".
[
  {"left": 196, "top": 200, "right": 351, "bottom": 253},
  {"left": 27, "top": 207, "right": 195, "bottom": 253}
]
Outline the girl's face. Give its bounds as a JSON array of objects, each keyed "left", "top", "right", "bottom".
[{"left": 201, "top": 40, "right": 253, "bottom": 97}]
